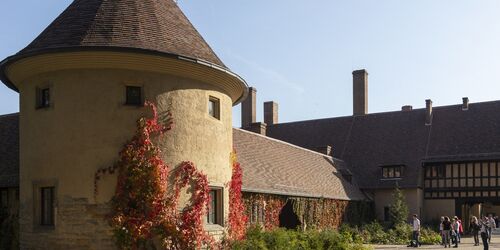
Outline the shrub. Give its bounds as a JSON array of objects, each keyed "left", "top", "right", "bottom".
[
  {"left": 420, "top": 227, "right": 441, "bottom": 245},
  {"left": 231, "top": 226, "right": 371, "bottom": 250},
  {"left": 339, "top": 221, "right": 440, "bottom": 246}
]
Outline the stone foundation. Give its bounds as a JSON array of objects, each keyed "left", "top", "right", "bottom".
[{"left": 20, "top": 196, "right": 115, "bottom": 250}]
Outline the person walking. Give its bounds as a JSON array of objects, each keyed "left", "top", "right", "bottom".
[
  {"left": 451, "top": 218, "right": 459, "bottom": 248},
  {"left": 440, "top": 216, "right": 445, "bottom": 246},
  {"left": 487, "top": 214, "right": 496, "bottom": 243},
  {"left": 412, "top": 214, "right": 421, "bottom": 248},
  {"left": 481, "top": 216, "right": 490, "bottom": 250},
  {"left": 442, "top": 216, "right": 452, "bottom": 248},
  {"left": 470, "top": 216, "right": 480, "bottom": 246},
  {"left": 454, "top": 216, "right": 462, "bottom": 243}
]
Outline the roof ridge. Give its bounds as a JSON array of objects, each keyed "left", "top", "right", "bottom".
[
  {"left": 233, "top": 128, "right": 345, "bottom": 163},
  {"left": 270, "top": 99, "right": 500, "bottom": 126}
]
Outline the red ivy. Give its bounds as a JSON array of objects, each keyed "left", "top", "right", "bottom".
[
  {"left": 227, "top": 151, "right": 247, "bottom": 241},
  {"left": 95, "top": 102, "right": 215, "bottom": 249}
]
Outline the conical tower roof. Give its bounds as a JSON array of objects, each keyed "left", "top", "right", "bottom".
[
  {"left": 1, "top": 0, "right": 248, "bottom": 103},
  {"left": 19, "top": 0, "right": 224, "bottom": 67}
]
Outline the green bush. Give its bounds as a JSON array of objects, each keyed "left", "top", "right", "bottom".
[
  {"left": 419, "top": 227, "right": 441, "bottom": 245},
  {"left": 231, "top": 226, "right": 371, "bottom": 250},
  {"left": 337, "top": 221, "right": 440, "bottom": 246}
]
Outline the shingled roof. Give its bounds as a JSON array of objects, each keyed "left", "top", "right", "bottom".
[
  {"left": 267, "top": 100, "right": 500, "bottom": 189},
  {"left": 13, "top": 0, "right": 224, "bottom": 67},
  {"left": 233, "top": 128, "right": 367, "bottom": 201},
  {"left": 0, "top": 114, "right": 19, "bottom": 188}
]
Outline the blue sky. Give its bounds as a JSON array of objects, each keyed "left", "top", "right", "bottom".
[{"left": 1, "top": 1, "right": 500, "bottom": 126}]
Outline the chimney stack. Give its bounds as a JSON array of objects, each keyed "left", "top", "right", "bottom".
[
  {"left": 353, "top": 69, "right": 368, "bottom": 116},
  {"left": 425, "top": 99, "right": 433, "bottom": 125},
  {"left": 402, "top": 105, "right": 413, "bottom": 111},
  {"left": 462, "top": 97, "right": 469, "bottom": 110},
  {"left": 249, "top": 122, "right": 267, "bottom": 136},
  {"left": 241, "top": 87, "right": 257, "bottom": 128},
  {"left": 264, "top": 101, "right": 279, "bottom": 126}
]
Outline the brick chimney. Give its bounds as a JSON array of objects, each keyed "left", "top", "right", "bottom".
[
  {"left": 425, "top": 99, "right": 433, "bottom": 125},
  {"left": 402, "top": 105, "right": 413, "bottom": 111},
  {"left": 249, "top": 122, "right": 267, "bottom": 136},
  {"left": 462, "top": 97, "right": 469, "bottom": 110},
  {"left": 264, "top": 101, "right": 278, "bottom": 126},
  {"left": 241, "top": 87, "right": 256, "bottom": 128},
  {"left": 353, "top": 69, "right": 368, "bottom": 116}
]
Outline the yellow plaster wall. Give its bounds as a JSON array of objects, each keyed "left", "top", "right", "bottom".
[
  {"left": 372, "top": 188, "right": 424, "bottom": 222},
  {"left": 16, "top": 67, "right": 234, "bottom": 248},
  {"left": 422, "top": 199, "right": 455, "bottom": 222}
]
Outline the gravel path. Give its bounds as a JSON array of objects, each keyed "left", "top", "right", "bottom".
[{"left": 371, "top": 235, "right": 500, "bottom": 250}]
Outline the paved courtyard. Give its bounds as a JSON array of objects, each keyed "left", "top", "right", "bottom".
[{"left": 372, "top": 235, "right": 500, "bottom": 250}]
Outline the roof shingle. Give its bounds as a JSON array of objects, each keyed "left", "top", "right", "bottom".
[
  {"left": 17, "top": 0, "right": 225, "bottom": 67},
  {"left": 233, "top": 128, "right": 367, "bottom": 200},
  {"left": 0, "top": 114, "right": 19, "bottom": 188},
  {"left": 267, "top": 100, "right": 500, "bottom": 189}
]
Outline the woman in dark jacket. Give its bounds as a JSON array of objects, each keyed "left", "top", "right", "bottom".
[
  {"left": 470, "top": 216, "right": 480, "bottom": 246},
  {"left": 442, "top": 216, "right": 452, "bottom": 248}
]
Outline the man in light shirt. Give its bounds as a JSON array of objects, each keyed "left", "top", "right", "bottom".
[
  {"left": 412, "top": 214, "right": 421, "bottom": 248},
  {"left": 488, "top": 214, "right": 496, "bottom": 243}
]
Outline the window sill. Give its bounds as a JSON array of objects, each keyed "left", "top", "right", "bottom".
[
  {"left": 204, "top": 224, "right": 224, "bottom": 232},
  {"left": 380, "top": 178, "right": 403, "bottom": 181},
  {"left": 33, "top": 225, "right": 56, "bottom": 232}
]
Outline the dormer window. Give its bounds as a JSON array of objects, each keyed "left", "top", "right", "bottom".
[{"left": 382, "top": 165, "right": 403, "bottom": 179}]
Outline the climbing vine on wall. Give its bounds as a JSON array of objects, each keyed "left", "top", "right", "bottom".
[
  {"left": 94, "top": 102, "right": 214, "bottom": 249},
  {"left": 243, "top": 193, "right": 374, "bottom": 231},
  {"left": 243, "top": 193, "right": 286, "bottom": 230},
  {"left": 227, "top": 150, "right": 247, "bottom": 241}
]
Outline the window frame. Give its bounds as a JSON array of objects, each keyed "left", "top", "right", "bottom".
[
  {"left": 381, "top": 165, "right": 404, "bottom": 179},
  {"left": 36, "top": 87, "right": 51, "bottom": 109},
  {"left": 208, "top": 96, "right": 220, "bottom": 120},
  {"left": 33, "top": 179, "right": 58, "bottom": 230},
  {"left": 206, "top": 186, "right": 223, "bottom": 226},
  {"left": 40, "top": 187, "right": 55, "bottom": 226},
  {"left": 384, "top": 206, "right": 390, "bottom": 221},
  {"left": 125, "top": 85, "right": 144, "bottom": 106}
]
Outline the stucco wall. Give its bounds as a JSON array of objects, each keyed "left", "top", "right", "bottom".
[
  {"left": 372, "top": 188, "right": 423, "bottom": 222},
  {"left": 422, "top": 199, "right": 455, "bottom": 223},
  {"left": 17, "top": 67, "right": 234, "bottom": 249}
]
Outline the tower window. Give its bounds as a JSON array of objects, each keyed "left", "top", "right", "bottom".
[
  {"left": 40, "top": 187, "right": 55, "bottom": 226},
  {"left": 37, "top": 87, "right": 51, "bottom": 109},
  {"left": 125, "top": 86, "right": 143, "bottom": 106},
  {"left": 208, "top": 96, "right": 220, "bottom": 120},
  {"left": 206, "top": 188, "right": 223, "bottom": 225}
]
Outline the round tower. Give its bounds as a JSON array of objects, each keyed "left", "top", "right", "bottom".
[{"left": 0, "top": 0, "right": 247, "bottom": 248}]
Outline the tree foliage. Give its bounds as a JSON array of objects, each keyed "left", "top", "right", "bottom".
[{"left": 389, "top": 186, "right": 409, "bottom": 227}]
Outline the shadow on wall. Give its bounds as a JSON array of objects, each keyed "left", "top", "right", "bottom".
[{"left": 279, "top": 200, "right": 301, "bottom": 229}]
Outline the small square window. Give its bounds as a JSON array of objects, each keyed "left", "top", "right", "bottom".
[
  {"left": 37, "top": 87, "right": 50, "bottom": 109},
  {"left": 125, "top": 86, "right": 143, "bottom": 106},
  {"left": 40, "top": 187, "right": 55, "bottom": 226},
  {"left": 208, "top": 96, "right": 220, "bottom": 120},
  {"left": 206, "top": 188, "right": 223, "bottom": 225}
]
